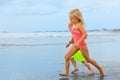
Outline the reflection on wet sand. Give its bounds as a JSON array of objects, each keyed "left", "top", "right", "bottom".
[{"left": 59, "top": 73, "right": 104, "bottom": 80}]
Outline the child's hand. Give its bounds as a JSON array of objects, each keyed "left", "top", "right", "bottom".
[
  {"left": 66, "top": 42, "right": 70, "bottom": 48},
  {"left": 74, "top": 42, "right": 79, "bottom": 48},
  {"left": 68, "top": 23, "right": 72, "bottom": 30}
]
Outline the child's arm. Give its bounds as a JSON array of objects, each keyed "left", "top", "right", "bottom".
[
  {"left": 66, "top": 38, "right": 73, "bottom": 48},
  {"left": 66, "top": 23, "right": 74, "bottom": 48}
]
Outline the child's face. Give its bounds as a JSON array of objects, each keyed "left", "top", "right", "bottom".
[{"left": 69, "top": 16, "right": 79, "bottom": 24}]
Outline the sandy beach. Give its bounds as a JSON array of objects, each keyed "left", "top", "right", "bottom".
[{"left": 0, "top": 32, "right": 120, "bottom": 80}]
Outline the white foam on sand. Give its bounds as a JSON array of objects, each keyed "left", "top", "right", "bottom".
[
  {"left": 0, "top": 31, "right": 119, "bottom": 38},
  {"left": 0, "top": 32, "right": 71, "bottom": 37}
]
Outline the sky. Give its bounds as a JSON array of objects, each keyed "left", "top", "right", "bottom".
[{"left": 0, "top": 0, "right": 120, "bottom": 32}]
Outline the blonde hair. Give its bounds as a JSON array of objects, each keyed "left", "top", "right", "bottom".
[{"left": 69, "top": 8, "right": 85, "bottom": 24}]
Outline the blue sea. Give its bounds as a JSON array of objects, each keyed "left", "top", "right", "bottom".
[{"left": 0, "top": 31, "right": 120, "bottom": 80}]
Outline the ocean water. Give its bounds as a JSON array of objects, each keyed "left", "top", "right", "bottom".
[{"left": 0, "top": 32, "right": 120, "bottom": 80}]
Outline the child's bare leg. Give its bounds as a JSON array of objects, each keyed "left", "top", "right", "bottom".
[
  {"left": 71, "top": 58, "right": 79, "bottom": 73},
  {"left": 81, "top": 46, "right": 104, "bottom": 77},
  {"left": 82, "top": 61, "right": 94, "bottom": 74},
  {"left": 59, "top": 45, "right": 77, "bottom": 76}
]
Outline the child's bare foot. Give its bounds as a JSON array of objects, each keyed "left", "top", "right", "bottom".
[
  {"left": 71, "top": 68, "right": 79, "bottom": 74},
  {"left": 88, "top": 69, "right": 94, "bottom": 75},
  {"left": 98, "top": 66, "right": 104, "bottom": 77},
  {"left": 59, "top": 72, "right": 68, "bottom": 76}
]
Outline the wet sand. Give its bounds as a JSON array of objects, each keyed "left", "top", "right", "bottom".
[{"left": 0, "top": 32, "right": 120, "bottom": 80}]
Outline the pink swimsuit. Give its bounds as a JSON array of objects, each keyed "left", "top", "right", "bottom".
[{"left": 71, "top": 28, "right": 87, "bottom": 49}]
